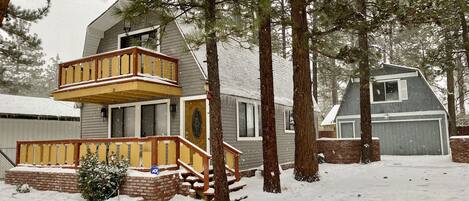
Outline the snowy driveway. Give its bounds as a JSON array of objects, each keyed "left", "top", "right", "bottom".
[{"left": 175, "top": 155, "right": 469, "bottom": 201}]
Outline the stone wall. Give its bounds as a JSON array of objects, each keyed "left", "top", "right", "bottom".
[
  {"left": 5, "top": 168, "right": 179, "bottom": 201},
  {"left": 318, "top": 138, "right": 381, "bottom": 164},
  {"left": 450, "top": 136, "right": 469, "bottom": 163}
]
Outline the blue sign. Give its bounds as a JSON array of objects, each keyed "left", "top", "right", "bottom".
[{"left": 150, "top": 166, "right": 160, "bottom": 175}]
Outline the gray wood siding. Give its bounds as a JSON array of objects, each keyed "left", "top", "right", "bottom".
[
  {"left": 82, "top": 14, "right": 207, "bottom": 138},
  {"left": 337, "top": 76, "right": 445, "bottom": 116}
]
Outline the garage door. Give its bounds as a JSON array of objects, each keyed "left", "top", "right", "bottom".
[{"left": 372, "top": 120, "right": 442, "bottom": 155}]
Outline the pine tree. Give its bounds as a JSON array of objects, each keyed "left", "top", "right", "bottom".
[
  {"left": 259, "top": 0, "right": 281, "bottom": 193},
  {"left": 290, "top": 0, "right": 319, "bottom": 182}
]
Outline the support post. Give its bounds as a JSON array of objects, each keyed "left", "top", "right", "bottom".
[
  {"left": 15, "top": 141, "right": 20, "bottom": 165},
  {"left": 74, "top": 142, "right": 81, "bottom": 167},
  {"left": 203, "top": 157, "right": 210, "bottom": 191}
]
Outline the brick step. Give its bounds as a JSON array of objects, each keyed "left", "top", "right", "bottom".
[
  {"left": 203, "top": 181, "right": 246, "bottom": 196},
  {"left": 192, "top": 176, "right": 237, "bottom": 190}
]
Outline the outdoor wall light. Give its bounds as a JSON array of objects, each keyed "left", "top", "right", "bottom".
[
  {"left": 101, "top": 107, "right": 108, "bottom": 119},
  {"left": 123, "top": 19, "right": 132, "bottom": 33},
  {"left": 170, "top": 104, "right": 177, "bottom": 113}
]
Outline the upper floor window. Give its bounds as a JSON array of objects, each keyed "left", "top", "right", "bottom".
[
  {"left": 118, "top": 27, "right": 160, "bottom": 51},
  {"left": 237, "top": 100, "right": 261, "bottom": 140},
  {"left": 372, "top": 80, "right": 399, "bottom": 102},
  {"left": 284, "top": 109, "right": 294, "bottom": 133}
]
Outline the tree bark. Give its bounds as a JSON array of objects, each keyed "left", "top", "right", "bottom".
[
  {"left": 458, "top": 0, "right": 469, "bottom": 70},
  {"left": 204, "top": 0, "right": 230, "bottom": 199},
  {"left": 457, "top": 57, "right": 466, "bottom": 115},
  {"left": 258, "top": 0, "right": 281, "bottom": 193},
  {"left": 331, "top": 68, "right": 339, "bottom": 105},
  {"left": 356, "top": 0, "right": 373, "bottom": 164},
  {"left": 0, "top": 0, "right": 9, "bottom": 27},
  {"left": 311, "top": 10, "right": 318, "bottom": 101},
  {"left": 280, "top": 0, "right": 287, "bottom": 59},
  {"left": 290, "top": 0, "right": 319, "bottom": 182},
  {"left": 448, "top": 66, "right": 457, "bottom": 136}
]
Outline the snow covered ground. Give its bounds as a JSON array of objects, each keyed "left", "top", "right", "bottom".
[
  {"left": 174, "top": 155, "right": 469, "bottom": 201},
  {"left": 1, "top": 156, "right": 468, "bottom": 201}
]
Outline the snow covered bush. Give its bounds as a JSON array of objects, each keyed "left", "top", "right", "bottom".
[
  {"left": 16, "top": 184, "right": 31, "bottom": 193},
  {"left": 78, "top": 150, "right": 129, "bottom": 201}
]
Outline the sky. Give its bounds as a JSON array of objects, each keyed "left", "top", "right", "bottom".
[{"left": 11, "top": 0, "right": 116, "bottom": 62}]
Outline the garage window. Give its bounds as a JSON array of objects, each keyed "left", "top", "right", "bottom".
[{"left": 372, "top": 80, "right": 399, "bottom": 102}]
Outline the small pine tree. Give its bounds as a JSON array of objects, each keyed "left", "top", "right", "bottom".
[{"left": 78, "top": 151, "right": 129, "bottom": 201}]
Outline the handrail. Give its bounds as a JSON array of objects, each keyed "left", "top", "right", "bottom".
[
  {"left": 15, "top": 136, "right": 239, "bottom": 191},
  {"left": 0, "top": 149, "right": 15, "bottom": 166}
]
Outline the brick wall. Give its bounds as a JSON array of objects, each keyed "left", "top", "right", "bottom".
[
  {"left": 5, "top": 169, "right": 179, "bottom": 201},
  {"left": 450, "top": 136, "right": 469, "bottom": 163},
  {"left": 318, "top": 138, "right": 381, "bottom": 164}
]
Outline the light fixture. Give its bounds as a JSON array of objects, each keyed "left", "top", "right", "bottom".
[
  {"left": 101, "top": 107, "right": 108, "bottom": 119},
  {"left": 170, "top": 104, "right": 177, "bottom": 113},
  {"left": 123, "top": 19, "right": 132, "bottom": 33}
]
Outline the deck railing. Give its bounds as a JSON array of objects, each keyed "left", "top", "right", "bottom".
[
  {"left": 15, "top": 136, "right": 242, "bottom": 190},
  {"left": 58, "top": 47, "right": 178, "bottom": 89}
]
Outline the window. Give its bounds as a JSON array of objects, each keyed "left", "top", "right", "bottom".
[
  {"left": 284, "top": 109, "right": 294, "bottom": 133},
  {"left": 237, "top": 100, "right": 261, "bottom": 140},
  {"left": 141, "top": 103, "right": 168, "bottom": 137},
  {"left": 119, "top": 27, "right": 159, "bottom": 50},
  {"left": 111, "top": 106, "right": 135, "bottom": 138},
  {"left": 372, "top": 80, "right": 399, "bottom": 102},
  {"left": 109, "top": 99, "right": 170, "bottom": 138}
]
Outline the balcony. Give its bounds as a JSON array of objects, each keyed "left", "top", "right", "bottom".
[{"left": 51, "top": 47, "right": 182, "bottom": 104}]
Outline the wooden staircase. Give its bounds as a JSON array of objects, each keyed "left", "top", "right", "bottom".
[{"left": 181, "top": 167, "right": 247, "bottom": 200}]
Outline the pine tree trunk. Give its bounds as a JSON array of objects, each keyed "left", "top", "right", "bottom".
[
  {"left": 448, "top": 67, "right": 457, "bottom": 136},
  {"left": 280, "top": 0, "right": 287, "bottom": 59},
  {"left": 290, "top": 0, "right": 319, "bottom": 182},
  {"left": 311, "top": 11, "right": 318, "bottom": 101},
  {"left": 356, "top": 0, "right": 373, "bottom": 164},
  {"left": 0, "top": 0, "right": 9, "bottom": 27},
  {"left": 457, "top": 58, "right": 466, "bottom": 115},
  {"left": 204, "top": 0, "right": 230, "bottom": 199},
  {"left": 331, "top": 70, "right": 339, "bottom": 105},
  {"left": 458, "top": 0, "right": 469, "bottom": 70},
  {"left": 258, "top": 0, "right": 281, "bottom": 192}
]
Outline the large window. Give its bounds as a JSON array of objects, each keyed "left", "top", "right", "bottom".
[
  {"left": 237, "top": 100, "right": 261, "bottom": 140},
  {"left": 119, "top": 27, "right": 159, "bottom": 50},
  {"left": 284, "top": 109, "right": 294, "bottom": 133},
  {"left": 372, "top": 80, "right": 399, "bottom": 102},
  {"left": 109, "top": 100, "right": 170, "bottom": 138}
]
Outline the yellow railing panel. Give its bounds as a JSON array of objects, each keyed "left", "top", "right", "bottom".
[
  {"left": 108, "top": 143, "right": 117, "bottom": 157},
  {"left": 74, "top": 65, "right": 82, "bottom": 83},
  {"left": 50, "top": 145, "right": 57, "bottom": 165},
  {"left": 19, "top": 144, "right": 27, "bottom": 164},
  {"left": 119, "top": 143, "right": 129, "bottom": 160},
  {"left": 42, "top": 144, "right": 50, "bottom": 165},
  {"left": 57, "top": 144, "right": 66, "bottom": 165},
  {"left": 66, "top": 67, "right": 74, "bottom": 84},
  {"left": 180, "top": 143, "right": 190, "bottom": 164},
  {"left": 101, "top": 59, "right": 110, "bottom": 78},
  {"left": 171, "top": 62, "right": 176, "bottom": 80},
  {"left": 143, "top": 55, "right": 152, "bottom": 75},
  {"left": 90, "top": 62, "right": 96, "bottom": 80},
  {"left": 61, "top": 69, "right": 66, "bottom": 86},
  {"left": 142, "top": 141, "right": 152, "bottom": 168},
  {"left": 66, "top": 144, "right": 75, "bottom": 165},
  {"left": 225, "top": 151, "right": 235, "bottom": 169},
  {"left": 157, "top": 141, "right": 166, "bottom": 165},
  {"left": 111, "top": 56, "right": 120, "bottom": 76},
  {"left": 33, "top": 145, "right": 42, "bottom": 165},
  {"left": 79, "top": 143, "right": 87, "bottom": 159},
  {"left": 26, "top": 144, "right": 33, "bottom": 164},
  {"left": 97, "top": 143, "right": 107, "bottom": 162},
  {"left": 121, "top": 54, "right": 130, "bottom": 75},
  {"left": 193, "top": 152, "right": 204, "bottom": 173},
  {"left": 168, "top": 140, "right": 176, "bottom": 164},
  {"left": 163, "top": 60, "right": 171, "bottom": 80},
  {"left": 155, "top": 58, "right": 162, "bottom": 77},
  {"left": 137, "top": 54, "right": 142, "bottom": 74},
  {"left": 83, "top": 62, "right": 90, "bottom": 81},
  {"left": 130, "top": 142, "right": 140, "bottom": 167}
]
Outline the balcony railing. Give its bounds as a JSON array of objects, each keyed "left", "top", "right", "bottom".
[
  {"left": 58, "top": 47, "right": 178, "bottom": 89},
  {"left": 15, "top": 136, "right": 242, "bottom": 191}
]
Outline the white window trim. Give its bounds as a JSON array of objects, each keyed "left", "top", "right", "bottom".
[
  {"left": 107, "top": 99, "right": 171, "bottom": 138},
  {"left": 179, "top": 95, "right": 211, "bottom": 153},
  {"left": 284, "top": 108, "right": 295, "bottom": 134},
  {"left": 236, "top": 98, "right": 262, "bottom": 141},
  {"left": 117, "top": 26, "right": 161, "bottom": 52},
  {"left": 337, "top": 121, "right": 356, "bottom": 138},
  {"left": 370, "top": 79, "right": 402, "bottom": 104}
]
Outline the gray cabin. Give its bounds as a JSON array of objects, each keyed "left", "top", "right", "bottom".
[
  {"left": 51, "top": 0, "right": 320, "bottom": 171},
  {"left": 332, "top": 64, "right": 449, "bottom": 155}
]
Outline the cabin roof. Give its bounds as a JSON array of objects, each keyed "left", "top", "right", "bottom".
[{"left": 0, "top": 94, "right": 80, "bottom": 118}]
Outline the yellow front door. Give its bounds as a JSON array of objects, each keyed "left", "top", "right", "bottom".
[{"left": 185, "top": 99, "right": 207, "bottom": 150}]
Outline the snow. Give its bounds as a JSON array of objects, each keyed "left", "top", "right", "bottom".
[
  {"left": 318, "top": 137, "right": 379, "bottom": 141},
  {"left": 127, "top": 169, "right": 180, "bottom": 177},
  {"left": 10, "top": 166, "right": 76, "bottom": 174},
  {"left": 0, "top": 181, "right": 142, "bottom": 201},
  {"left": 0, "top": 94, "right": 79, "bottom": 117},
  {"left": 321, "top": 105, "right": 340, "bottom": 126},
  {"left": 173, "top": 156, "right": 469, "bottom": 201}
]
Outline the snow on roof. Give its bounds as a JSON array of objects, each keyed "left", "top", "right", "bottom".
[
  {"left": 0, "top": 94, "right": 80, "bottom": 118},
  {"left": 321, "top": 105, "right": 340, "bottom": 126}
]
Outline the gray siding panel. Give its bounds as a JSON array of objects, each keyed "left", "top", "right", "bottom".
[{"left": 81, "top": 104, "right": 108, "bottom": 138}]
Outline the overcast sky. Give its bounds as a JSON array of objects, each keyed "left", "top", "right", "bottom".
[{"left": 11, "top": 0, "right": 116, "bottom": 62}]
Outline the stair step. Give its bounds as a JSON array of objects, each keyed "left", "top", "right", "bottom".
[
  {"left": 192, "top": 176, "right": 237, "bottom": 190},
  {"left": 203, "top": 181, "right": 246, "bottom": 196}
]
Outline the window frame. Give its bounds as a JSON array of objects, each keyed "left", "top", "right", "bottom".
[
  {"left": 108, "top": 99, "right": 170, "bottom": 138},
  {"left": 117, "top": 26, "right": 161, "bottom": 52},
  {"left": 370, "top": 79, "right": 402, "bottom": 104},
  {"left": 284, "top": 108, "right": 295, "bottom": 134},
  {"left": 236, "top": 98, "right": 262, "bottom": 141}
]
